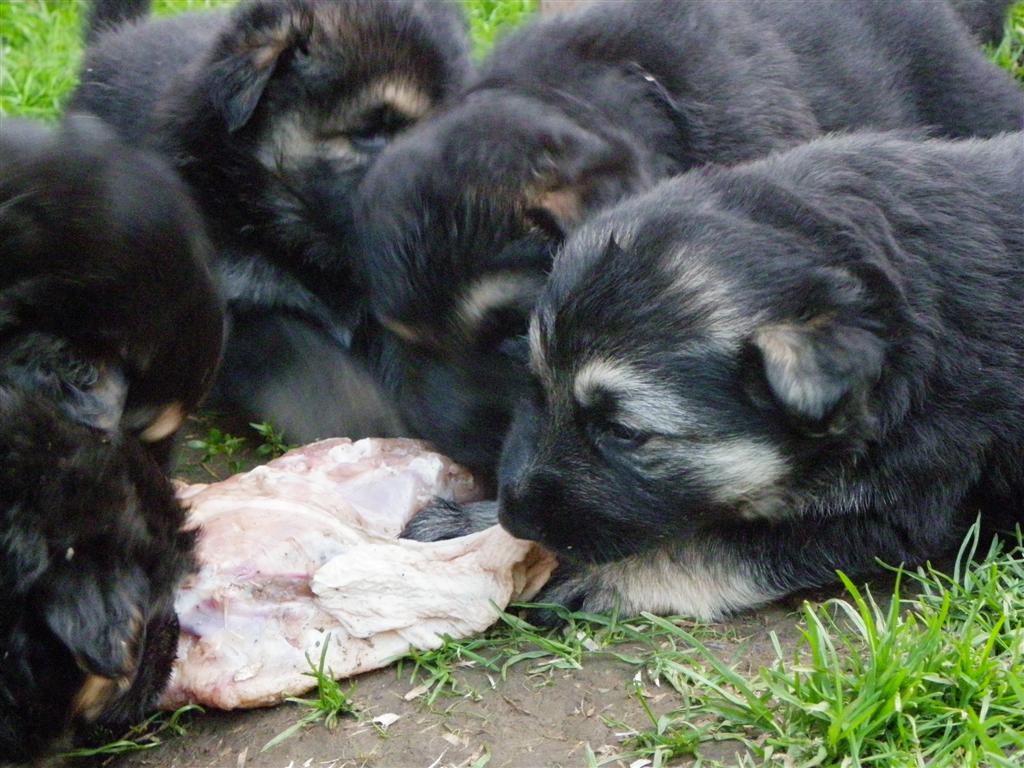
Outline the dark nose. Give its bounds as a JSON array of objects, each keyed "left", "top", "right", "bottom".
[
  {"left": 498, "top": 471, "right": 564, "bottom": 543},
  {"left": 498, "top": 501, "right": 544, "bottom": 541}
]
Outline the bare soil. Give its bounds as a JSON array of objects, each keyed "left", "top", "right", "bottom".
[{"left": 106, "top": 606, "right": 808, "bottom": 768}]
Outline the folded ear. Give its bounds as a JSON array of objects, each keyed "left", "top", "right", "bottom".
[
  {"left": 751, "top": 313, "right": 885, "bottom": 436},
  {"left": 42, "top": 563, "right": 149, "bottom": 719},
  {"left": 207, "top": 5, "right": 312, "bottom": 132},
  {"left": 524, "top": 127, "right": 644, "bottom": 234}
]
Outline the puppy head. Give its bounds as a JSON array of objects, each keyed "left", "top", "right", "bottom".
[
  {"left": 499, "top": 174, "right": 905, "bottom": 561},
  {"left": 0, "top": 388, "right": 193, "bottom": 760},
  {"left": 353, "top": 91, "right": 647, "bottom": 473},
  {"left": 0, "top": 116, "right": 224, "bottom": 462},
  {"left": 182, "top": 0, "right": 470, "bottom": 259}
]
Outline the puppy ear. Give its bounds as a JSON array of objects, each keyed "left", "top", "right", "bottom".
[
  {"left": 42, "top": 564, "right": 148, "bottom": 718},
  {"left": 207, "top": 7, "right": 312, "bottom": 133},
  {"left": 525, "top": 129, "right": 643, "bottom": 234},
  {"left": 751, "top": 312, "right": 885, "bottom": 436}
]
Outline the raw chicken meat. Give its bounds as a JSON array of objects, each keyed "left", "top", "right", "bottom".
[{"left": 162, "top": 438, "right": 555, "bottom": 710}]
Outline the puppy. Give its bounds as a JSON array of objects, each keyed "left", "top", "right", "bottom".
[
  {"left": 72, "top": 0, "right": 471, "bottom": 442},
  {"left": 471, "top": 131, "right": 1022, "bottom": 622},
  {"left": 0, "top": 117, "right": 220, "bottom": 760},
  {"left": 0, "top": 116, "right": 223, "bottom": 466},
  {"left": 0, "top": 390, "right": 194, "bottom": 762},
  {"left": 356, "top": 0, "right": 1024, "bottom": 476}
]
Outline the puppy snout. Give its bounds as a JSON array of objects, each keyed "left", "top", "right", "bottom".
[{"left": 498, "top": 471, "right": 564, "bottom": 543}]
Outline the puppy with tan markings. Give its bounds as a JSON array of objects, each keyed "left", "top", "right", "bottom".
[
  {"left": 1, "top": 117, "right": 220, "bottom": 761},
  {"left": 356, "top": 0, "right": 1023, "bottom": 477},
  {"left": 73, "top": 0, "right": 470, "bottom": 441},
  {"left": 412, "top": 131, "right": 1024, "bottom": 623}
]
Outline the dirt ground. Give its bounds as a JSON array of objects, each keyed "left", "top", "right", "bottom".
[
  {"left": 57, "top": 415, "right": 831, "bottom": 768},
  {"left": 107, "top": 610, "right": 808, "bottom": 768},
  {"left": 113, "top": 618, "right": 785, "bottom": 768}
]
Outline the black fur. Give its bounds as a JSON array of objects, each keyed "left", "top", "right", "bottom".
[
  {"left": 0, "top": 117, "right": 216, "bottom": 761},
  {"left": 949, "top": 0, "right": 1016, "bottom": 44},
  {"left": 72, "top": 0, "right": 471, "bottom": 442},
  {"left": 84, "top": 0, "right": 151, "bottom": 44},
  {"left": 355, "top": 0, "right": 1024, "bottom": 476},
  {"left": 0, "top": 389, "right": 195, "bottom": 763},
  {"left": 494, "top": 132, "right": 1023, "bottom": 621},
  {"left": 0, "top": 116, "right": 223, "bottom": 463}
]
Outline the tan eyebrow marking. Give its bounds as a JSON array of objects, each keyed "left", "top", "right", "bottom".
[{"left": 573, "top": 358, "right": 693, "bottom": 433}]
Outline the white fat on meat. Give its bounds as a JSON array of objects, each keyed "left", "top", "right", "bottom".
[{"left": 162, "top": 438, "right": 555, "bottom": 710}]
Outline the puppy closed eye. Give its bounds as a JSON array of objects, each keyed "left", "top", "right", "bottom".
[
  {"left": 586, "top": 410, "right": 652, "bottom": 451},
  {"left": 326, "top": 105, "right": 414, "bottom": 154},
  {"left": 476, "top": 307, "right": 528, "bottom": 355}
]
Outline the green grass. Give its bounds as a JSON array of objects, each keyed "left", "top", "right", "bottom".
[
  {"left": 1, "top": 0, "right": 1020, "bottom": 122},
  {"left": 249, "top": 420, "right": 297, "bottom": 459},
  {"left": 261, "top": 639, "right": 360, "bottom": 752},
  {"left": 186, "top": 425, "right": 247, "bottom": 473},
  {"left": 183, "top": 420, "right": 291, "bottom": 475},
  {"left": 383, "top": 523, "right": 1024, "bottom": 767},
  {"left": 0, "top": 0, "right": 81, "bottom": 120},
  {"left": 61, "top": 705, "right": 204, "bottom": 761},
  {"left": 0, "top": 0, "right": 237, "bottom": 120},
  {"left": 466, "top": 0, "right": 537, "bottom": 59},
  {"left": 606, "top": 524, "right": 1024, "bottom": 767},
  {"left": 987, "top": 2, "right": 1024, "bottom": 81}
]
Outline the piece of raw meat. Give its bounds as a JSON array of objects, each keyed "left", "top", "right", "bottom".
[{"left": 162, "top": 438, "right": 555, "bottom": 710}]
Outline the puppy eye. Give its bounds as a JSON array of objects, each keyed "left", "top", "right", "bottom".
[
  {"left": 524, "top": 207, "right": 566, "bottom": 243},
  {"left": 498, "top": 335, "right": 529, "bottom": 364},
  {"left": 603, "top": 421, "right": 650, "bottom": 449},
  {"left": 343, "top": 105, "right": 413, "bottom": 154},
  {"left": 529, "top": 376, "right": 547, "bottom": 409},
  {"left": 476, "top": 307, "right": 527, "bottom": 355},
  {"left": 585, "top": 409, "right": 650, "bottom": 451},
  {"left": 345, "top": 126, "right": 389, "bottom": 154}
]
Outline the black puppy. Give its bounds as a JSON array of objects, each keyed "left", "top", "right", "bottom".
[
  {"left": 73, "top": 0, "right": 471, "bottom": 442},
  {"left": 357, "top": 0, "right": 1023, "bottom": 476},
  {"left": 0, "top": 390, "right": 194, "bottom": 762},
  {"left": 479, "top": 131, "right": 1022, "bottom": 621},
  {"left": 0, "top": 116, "right": 223, "bottom": 465},
  {"left": 0, "top": 117, "right": 221, "bottom": 760}
]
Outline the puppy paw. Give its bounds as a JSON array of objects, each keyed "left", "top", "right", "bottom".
[
  {"left": 522, "top": 562, "right": 610, "bottom": 626},
  {"left": 401, "top": 499, "right": 500, "bottom": 541}
]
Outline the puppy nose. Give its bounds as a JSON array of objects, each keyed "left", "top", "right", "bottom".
[
  {"left": 498, "top": 472, "right": 561, "bottom": 542},
  {"left": 499, "top": 504, "right": 545, "bottom": 541}
]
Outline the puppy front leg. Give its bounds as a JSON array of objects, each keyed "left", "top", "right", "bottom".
[
  {"left": 213, "top": 312, "right": 405, "bottom": 443},
  {"left": 529, "top": 540, "right": 780, "bottom": 625},
  {"left": 401, "top": 499, "right": 500, "bottom": 541},
  {"left": 531, "top": 510, "right": 966, "bottom": 623}
]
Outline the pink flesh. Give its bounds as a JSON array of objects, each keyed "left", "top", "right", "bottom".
[{"left": 162, "top": 438, "right": 555, "bottom": 710}]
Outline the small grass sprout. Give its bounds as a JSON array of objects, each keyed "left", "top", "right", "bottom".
[
  {"left": 250, "top": 421, "right": 296, "bottom": 459},
  {"left": 61, "top": 704, "right": 203, "bottom": 761},
  {"left": 187, "top": 426, "right": 247, "bottom": 472},
  {"left": 262, "top": 638, "right": 359, "bottom": 752}
]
